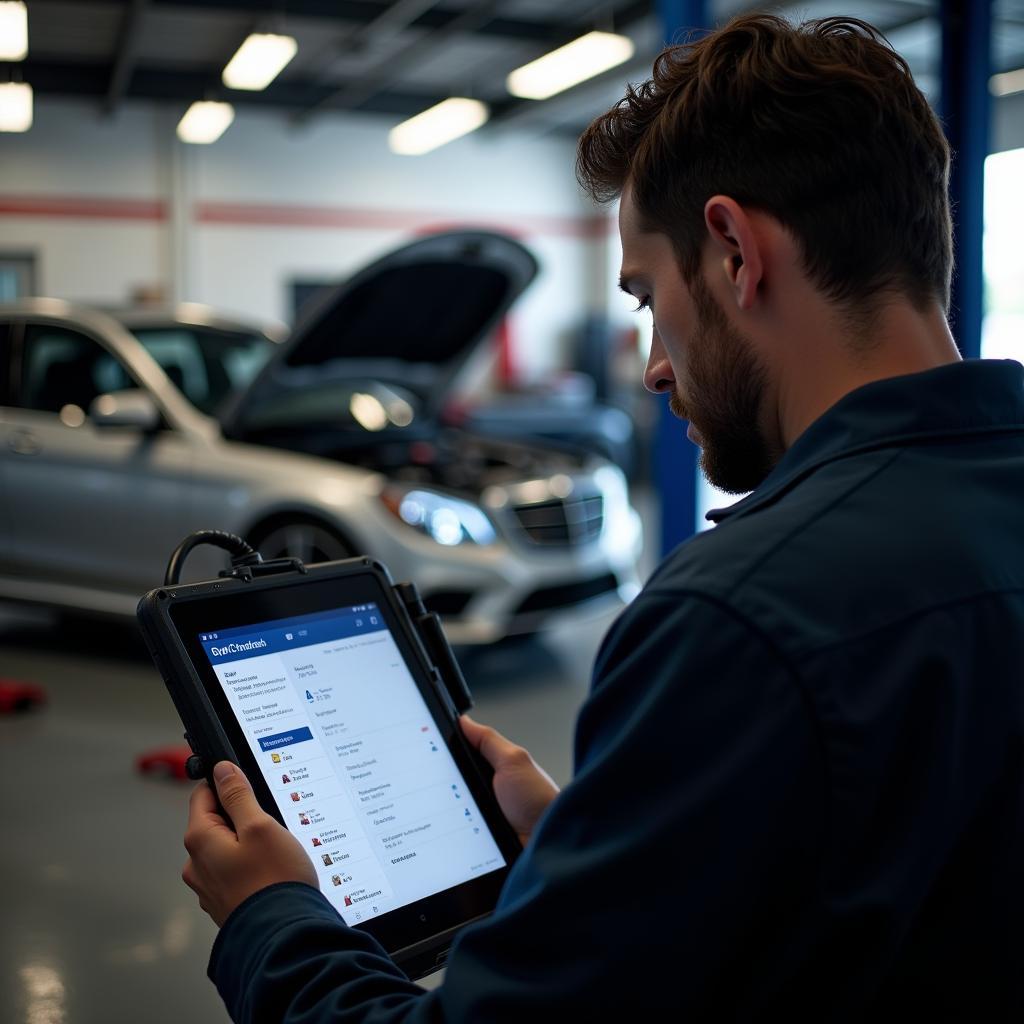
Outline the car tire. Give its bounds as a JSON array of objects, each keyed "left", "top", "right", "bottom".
[{"left": 248, "top": 517, "right": 356, "bottom": 565}]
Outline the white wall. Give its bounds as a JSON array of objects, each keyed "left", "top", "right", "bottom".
[{"left": 0, "top": 99, "right": 608, "bottom": 382}]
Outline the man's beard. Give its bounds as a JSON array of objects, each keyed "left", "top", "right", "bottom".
[{"left": 671, "top": 276, "right": 779, "bottom": 495}]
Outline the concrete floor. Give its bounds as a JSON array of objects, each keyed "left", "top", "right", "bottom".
[{"left": 0, "top": 601, "right": 621, "bottom": 1024}]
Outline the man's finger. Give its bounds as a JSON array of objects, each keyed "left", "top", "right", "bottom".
[
  {"left": 460, "top": 715, "right": 524, "bottom": 770},
  {"left": 212, "top": 761, "right": 265, "bottom": 830},
  {"left": 188, "top": 778, "right": 232, "bottom": 832}
]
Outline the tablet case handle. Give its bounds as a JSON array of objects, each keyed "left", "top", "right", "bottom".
[{"left": 395, "top": 581, "right": 474, "bottom": 715}]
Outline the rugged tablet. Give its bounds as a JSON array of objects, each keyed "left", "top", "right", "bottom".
[{"left": 137, "top": 555, "right": 521, "bottom": 979}]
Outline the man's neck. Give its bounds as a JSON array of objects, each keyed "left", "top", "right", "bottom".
[{"left": 776, "top": 299, "right": 961, "bottom": 449}]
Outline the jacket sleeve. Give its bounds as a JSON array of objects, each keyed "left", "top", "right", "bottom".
[{"left": 209, "top": 591, "right": 826, "bottom": 1022}]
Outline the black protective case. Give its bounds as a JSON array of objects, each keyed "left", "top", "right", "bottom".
[{"left": 137, "top": 556, "right": 520, "bottom": 979}]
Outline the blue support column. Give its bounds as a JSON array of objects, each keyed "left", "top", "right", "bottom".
[
  {"left": 654, "top": 0, "right": 708, "bottom": 554},
  {"left": 940, "top": 0, "right": 992, "bottom": 359}
]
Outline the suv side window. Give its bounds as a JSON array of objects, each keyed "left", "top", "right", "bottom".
[
  {"left": 19, "top": 324, "right": 133, "bottom": 416},
  {"left": 0, "top": 321, "right": 10, "bottom": 405}
]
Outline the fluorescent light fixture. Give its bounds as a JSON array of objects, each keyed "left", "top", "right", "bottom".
[
  {"left": 507, "top": 31, "right": 635, "bottom": 100},
  {"left": 0, "top": 81, "right": 31, "bottom": 132},
  {"left": 0, "top": 2, "right": 27, "bottom": 61},
  {"left": 388, "top": 97, "right": 489, "bottom": 156},
  {"left": 222, "top": 32, "right": 297, "bottom": 91},
  {"left": 176, "top": 100, "right": 235, "bottom": 144},
  {"left": 990, "top": 67, "right": 1024, "bottom": 97}
]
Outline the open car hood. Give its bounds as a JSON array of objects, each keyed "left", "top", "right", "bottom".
[{"left": 221, "top": 229, "right": 538, "bottom": 436}]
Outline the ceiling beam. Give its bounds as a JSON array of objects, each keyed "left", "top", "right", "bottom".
[
  {"left": 146, "top": 0, "right": 573, "bottom": 44},
  {"left": 292, "top": 0, "right": 507, "bottom": 122},
  {"left": 105, "top": 0, "right": 150, "bottom": 115},
  {"left": 292, "top": 0, "right": 655, "bottom": 123},
  {"left": 23, "top": 58, "right": 454, "bottom": 118}
]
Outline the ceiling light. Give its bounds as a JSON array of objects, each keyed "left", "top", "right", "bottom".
[
  {"left": 0, "top": 81, "right": 32, "bottom": 132},
  {"left": 388, "top": 97, "right": 489, "bottom": 155},
  {"left": 176, "top": 101, "right": 235, "bottom": 144},
  {"left": 507, "top": 31, "right": 635, "bottom": 100},
  {"left": 990, "top": 68, "right": 1024, "bottom": 97},
  {"left": 0, "top": 2, "right": 27, "bottom": 61},
  {"left": 222, "top": 32, "right": 297, "bottom": 91}
]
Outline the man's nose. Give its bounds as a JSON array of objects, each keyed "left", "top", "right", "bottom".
[{"left": 642, "top": 327, "right": 674, "bottom": 395}]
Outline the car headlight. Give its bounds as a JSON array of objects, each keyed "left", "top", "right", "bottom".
[{"left": 380, "top": 487, "right": 497, "bottom": 546}]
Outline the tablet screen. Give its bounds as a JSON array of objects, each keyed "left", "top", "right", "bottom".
[{"left": 197, "top": 602, "right": 506, "bottom": 925}]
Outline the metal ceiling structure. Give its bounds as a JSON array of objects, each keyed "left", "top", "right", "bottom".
[{"left": 10, "top": 0, "right": 1024, "bottom": 135}]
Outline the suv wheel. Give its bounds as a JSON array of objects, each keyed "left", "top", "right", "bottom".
[{"left": 249, "top": 519, "right": 355, "bottom": 565}]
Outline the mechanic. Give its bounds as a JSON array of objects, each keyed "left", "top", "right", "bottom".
[{"left": 182, "top": 13, "right": 1024, "bottom": 1019}]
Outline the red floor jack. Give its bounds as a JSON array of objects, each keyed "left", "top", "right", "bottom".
[
  {"left": 135, "top": 744, "right": 196, "bottom": 781},
  {"left": 0, "top": 678, "right": 47, "bottom": 713}
]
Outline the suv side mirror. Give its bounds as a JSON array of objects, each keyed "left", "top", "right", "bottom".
[{"left": 89, "top": 389, "right": 161, "bottom": 432}]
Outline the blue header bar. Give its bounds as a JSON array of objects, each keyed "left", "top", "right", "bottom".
[
  {"left": 258, "top": 727, "right": 313, "bottom": 752},
  {"left": 200, "top": 604, "right": 385, "bottom": 664}
]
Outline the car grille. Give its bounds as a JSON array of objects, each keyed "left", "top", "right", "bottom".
[
  {"left": 513, "top": 574, "right": 619, "bottom": 616},
  {"left": 510, "top": 492, "right": 604, "bottom": 546},
  {"left": 422, "top": 590, "right": 475, "bottom": 617}
]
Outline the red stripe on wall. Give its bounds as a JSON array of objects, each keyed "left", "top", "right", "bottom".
[
  {"left": 195, "top": 201, "right": 610, "bottom": 239},
  {"left": 0, "top": 194, "right": 613, "bottom": 238},
  {"left": 0, "top": 195, "right": 167, "bottom": 220}
]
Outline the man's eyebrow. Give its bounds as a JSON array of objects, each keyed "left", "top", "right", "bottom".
[{"left": 618, "top": 274, "right": 635, "bottom": 295}]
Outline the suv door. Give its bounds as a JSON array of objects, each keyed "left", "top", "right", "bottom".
[{"left": 5, "top": 320, "right": 195, "bottom": 599}]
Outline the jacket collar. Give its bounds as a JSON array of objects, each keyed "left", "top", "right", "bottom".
[{"left": 707, "top": 359, "right": 1024, "bottom": 525}]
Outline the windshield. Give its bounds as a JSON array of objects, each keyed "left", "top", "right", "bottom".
[
  {"left": 242, "top": 378, "right": 420, "bottom": 433},
  {"left": 128, "top": 324, "right": 275, "bottom": 415}
]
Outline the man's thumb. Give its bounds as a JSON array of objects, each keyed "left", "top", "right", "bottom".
[{"left": 213, "top": 761, "right": 262, "bottom": 828}]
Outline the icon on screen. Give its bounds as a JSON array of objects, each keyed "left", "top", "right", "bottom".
[
  {"left": 312, "top": 837, "right": 322, "bottom": 848},
  {"left": 290, "top": 791, "right": 300, "bottom": 802},
  {"left": 271, "top": 753, "right": 282, "bottom": 764},
  {"left": 370, "top": 617, "right": 378, "bottom": 626},
  {"left": 331, "top": 875, "right": 342, "bottom": 887},
  {"left": 299, "top": 814, "right": 310, "bottom": 826},
  {"left": 285, "top": 633, "right": 293, "bottom": 641},
  {"left": 322, "top": 853, "right": 333, "bottom": 866},
  {"left": 344, "top": 896, "right": 353, "bottom": 907},
  {"left": 281, "top": 773, "right": 291, "bottom": 784}
]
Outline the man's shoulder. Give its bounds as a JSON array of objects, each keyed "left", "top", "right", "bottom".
[
  {"left": 649, "top": 445, "right": 901, "bottom": 600},
  {"left": 642, "top": 439, "right": 1019, "bottom": 657}
]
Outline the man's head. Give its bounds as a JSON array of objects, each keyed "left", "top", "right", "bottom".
[{"left": 578, "top": 14, "right": 953, "bottom": 493}]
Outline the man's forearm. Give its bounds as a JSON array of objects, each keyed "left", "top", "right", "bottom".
[{"left": 210, "top": 883, "right": 438, "bottom": 1024}]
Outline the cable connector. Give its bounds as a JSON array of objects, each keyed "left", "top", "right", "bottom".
[{"left": 163, "top": 529, "right": 307, "bottom": 586}]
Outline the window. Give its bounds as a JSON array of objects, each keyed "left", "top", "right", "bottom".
[
  {"left": 0, "top": 253, "right": 36, "bottom": 301},
  {"left": 19, "top": 324, "right": 133, "bottom": 417},
  {"left": 127, "top": 325, "right": 273, "bottom": 415},
  {"left": 982, "top": 147, "right": 1024, "bottom": 361}
]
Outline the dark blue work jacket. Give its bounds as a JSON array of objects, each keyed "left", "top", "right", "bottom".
[{"left": 210, "top": 359, "right": 1024, "bottom": 1021}]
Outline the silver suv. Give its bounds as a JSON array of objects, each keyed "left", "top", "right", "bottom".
[{"left": 0, "top": 231, "right": 642, "bottom": 644}]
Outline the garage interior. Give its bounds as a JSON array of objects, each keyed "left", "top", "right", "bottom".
[{"left": 2, "top": 1, "right": 1023, "bottom": 1021}]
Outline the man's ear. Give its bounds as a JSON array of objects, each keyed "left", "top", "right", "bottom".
[{"left": 703, "top": 195, "right": 763, "bottom": 311}]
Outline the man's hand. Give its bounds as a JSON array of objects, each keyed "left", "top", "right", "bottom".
[
  {"left": 460, "top": 715, "right": 560, "bottom": 847},
  {"left": 183, "top": 761, "right": 317, "bottom": 927}
]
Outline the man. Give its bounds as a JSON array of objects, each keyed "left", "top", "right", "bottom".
[{"left": 183, "top": 13, "right": 1024, "bottom": 1019}]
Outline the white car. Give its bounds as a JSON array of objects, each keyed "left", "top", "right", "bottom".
[{"left": 0, "top": 230, "right": 642, "bottom": 644}]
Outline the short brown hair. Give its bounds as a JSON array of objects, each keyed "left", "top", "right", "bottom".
[{"left": 577, "top": 14, "right": 952, "bottom": 312}]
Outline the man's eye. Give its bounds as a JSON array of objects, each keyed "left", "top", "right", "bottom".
[{"left": 632, "top": 296, "right": 651, "bottom": 313}]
